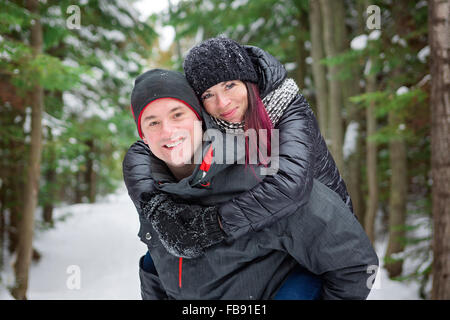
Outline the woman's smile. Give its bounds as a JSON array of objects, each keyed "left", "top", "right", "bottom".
[{"left": 220, "top": 107, "right": 238, "bottom": 119}]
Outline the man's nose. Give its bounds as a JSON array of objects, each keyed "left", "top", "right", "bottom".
[{"left": 160, "top": 120, "right": 177, "bottom": 139}]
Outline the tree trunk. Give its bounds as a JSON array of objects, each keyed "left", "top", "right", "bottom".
[
  {"left": 320, "top": 0, "right": 344, "bottom": 172},
  {"left": 352, "top": 0, "right": 368, "bottom": 225},
  {"left": 11, "top": 0, "right": 44, "bottom": 300},
  {"left": 294, "top": 7, "right": 307, "bottom": 92},
  {"left": 168, "top": 0, "right": 183, "bottom": 64},
  {"left": 384, "top": 111, "right": 407, "bottom": 278},
  {"left": 295, "top": 31, "right": 306, "bottom": 93},
  {"left": 85, "top": 139, "right": 96, "bottom": 203},
  {"left": 309, "top": 0, "right": 329, "bottom": 141},
  {"left": 0, "top": 115, "right": 5, "bottom": 274},
  {"left": 345, "top": 110, "right": 365, "bottom": 222},
  {"left": 429, "top": 0, "right": 450, "bottom": 300},
  {"left": 0, "top": 105, "right": 26, "bottom": 255},
  {"left": 332, "top": 0, "right": 347, "bottom": 54},
  {"left": 0, "top": 180, "right": 4, "bottom": 274},
  {"left": 8, "top": 139, "right": 24, "bottom": 254},
  {"left": 340, "top": 0, "right": 365, "bottom": 221},
  {"left": 75, "top": 170, "right": 83, "bottom": 203},
  {"left": 364, "top": 59, "right": 378, "bottom": 243},
  {"left": 42, "top": 203, "right": 54, "bottom": 226},
  {"left": 42, "top": 127, "right": 55, "bottom": 226}
]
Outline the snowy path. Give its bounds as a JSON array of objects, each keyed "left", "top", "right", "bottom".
[
  {"left": 0, "top": 185, "right": 420, "bottom": 300},
  {"left": 0, "top": 186, "right": 146, "bottom": 300}
]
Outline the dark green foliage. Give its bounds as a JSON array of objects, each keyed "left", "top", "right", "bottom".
[
  {"left": 0, "top": 1, "right": 155, "bottom": 283},
  {"left": 0, "top": 0, "right": 434, "bottom": 298}
]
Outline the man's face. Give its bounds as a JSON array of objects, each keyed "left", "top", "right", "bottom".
[{"left": 141, "top": 98, "right": 203, "bottom": 168}]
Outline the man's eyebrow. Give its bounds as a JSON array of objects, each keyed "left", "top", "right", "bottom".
[
  {"left": 142, "top": 106, "right": 184, "bottom": 122},
  {"left": 169, "top": 106, "right": 184, "bottom": 113},
  {"left": 142, "top": 114, "right": 156, "bottom": 122}
]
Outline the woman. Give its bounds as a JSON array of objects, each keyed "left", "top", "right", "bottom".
[{"left": 123, "top": 37, "right": 353, "bottom": 299}]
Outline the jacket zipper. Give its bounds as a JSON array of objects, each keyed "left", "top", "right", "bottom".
[
  {"left": 177, "top": 146, "right": 212, "bottom": 290},
  {"left": 176, "top": 146, "right": 212, "bottom": 290}
]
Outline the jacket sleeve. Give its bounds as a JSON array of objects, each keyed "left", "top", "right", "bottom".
[
  {"left": 122, "top": 140, "right": 158, "bottom": 214},
  {"left": 282, "top": 180, "right": 379, "bottom": 300},
  {"left": 122, "top": 140, "right": 169, "bottom": 298},
  {"left": 219, "top": 94, "right": 319, "bottom": 239}
]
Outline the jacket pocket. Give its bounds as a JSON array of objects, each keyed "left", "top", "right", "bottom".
[{"left": 138, "top": 255, "right": 168, "bottom": 300}]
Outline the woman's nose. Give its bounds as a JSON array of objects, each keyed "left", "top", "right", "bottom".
[{"left": 216, "top": 92, "right": 231, "bottom": 109}]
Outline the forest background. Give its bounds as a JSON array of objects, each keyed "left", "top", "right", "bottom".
[{"left": 0, "top": 0, "right": 448, "bottom": 300}]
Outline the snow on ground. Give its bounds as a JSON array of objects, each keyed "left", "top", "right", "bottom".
[
  {"left": 0, "top": 185, "right": 146, "bottom": 300},
  {"left": 367, "top": 233, "right": 421, "bottom": 300},
  {"left": 0, "top": 185, "right": 422, "bottom": 300},
  {"left": 367, "top": 208, "right": 425, "bottom": 300}
]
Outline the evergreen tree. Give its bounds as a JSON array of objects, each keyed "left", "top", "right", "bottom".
[{"left": 0, "top": 0, "right": 156, "bottom": 298}]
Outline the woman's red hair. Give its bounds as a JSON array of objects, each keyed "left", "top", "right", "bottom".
[{"left": 243, "top": 82, "right": 273, "bottom": 167}]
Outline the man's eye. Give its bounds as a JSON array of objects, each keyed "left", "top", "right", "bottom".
[
  {"left": 148, "top": 121, "right": 159, "bottom": 127},
  {"left": 173, "top": 112, "right": 184, "bottom": 118}
]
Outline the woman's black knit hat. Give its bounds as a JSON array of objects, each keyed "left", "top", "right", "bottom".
[
  {"left": 183, "top": 37, "right": 258, "bottom": 97},
  {"left": 130, "top": 69, "right": 202, "bottom": 138}
]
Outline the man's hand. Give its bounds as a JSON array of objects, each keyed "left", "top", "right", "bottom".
[{"left": 140, "top": 193, "right": 225, "bottom": 259}]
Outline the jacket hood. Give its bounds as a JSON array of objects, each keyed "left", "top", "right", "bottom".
[{"left": 244, "top": 45, "right": 287, "bottom": 99}]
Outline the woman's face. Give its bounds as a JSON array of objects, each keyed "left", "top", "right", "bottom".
[{"left": 200, "top": 80, "right": 248, "bottom": 123}]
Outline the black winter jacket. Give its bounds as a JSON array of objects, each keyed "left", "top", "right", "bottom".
[
  {"left": 130, "top": 156, "right": 378, "bottom": 299},
  {"left": 125, "top": 135, "right": 378, "bottom": 299}
]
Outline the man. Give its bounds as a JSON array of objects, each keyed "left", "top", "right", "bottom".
[{"left": 123, "top": 69, "right": 379, "bottom": 299}]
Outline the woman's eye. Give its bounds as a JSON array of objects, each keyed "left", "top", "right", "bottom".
[
  {"left": 173, "top": 112, "right": 183, "bottom": 118},
  {"left": 148, "top": 121, "right": 159, "bottom": 127},
  {"left": 201, "top": 93, "right": 212, "bottom": 100},
  {"left": 225, "top": 83, "right": 235, "bottom": 90}
]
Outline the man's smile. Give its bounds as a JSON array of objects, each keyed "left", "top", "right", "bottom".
[{"left": 163, "top": 137, "right": 186, "bottom": 149}]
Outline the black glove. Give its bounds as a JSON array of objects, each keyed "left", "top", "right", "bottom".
[{"left": 140, "top": 192, "right": 225, "bottom": 259}]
